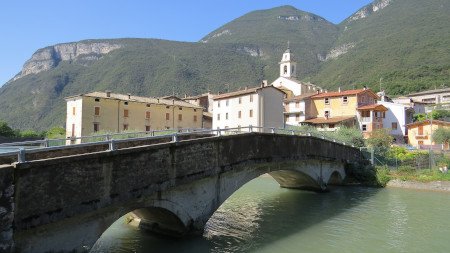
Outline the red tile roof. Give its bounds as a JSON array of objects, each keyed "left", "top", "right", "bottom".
[
  {"left": 311, "top": 89, "right": 378, "bottom": 99},
  {"left": 303, "top": 116, "right": 356, "bottom": 124},
  {"left": 406, "top": 120, "right": 450, "bottom": 128},
  {"left": 357, "top": 104, "right": 388, "bottom": 111},
  {"left": 213, "top": 85, "right": 284, "bottom": 100}
]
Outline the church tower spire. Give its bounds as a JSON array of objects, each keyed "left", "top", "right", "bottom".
[{"left": 279, "top": 41, "right": 297, "bottom": 78}]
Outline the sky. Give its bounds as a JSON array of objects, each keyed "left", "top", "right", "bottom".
[{"left": 0, "top": 0, "right": 373, "bottom": 86}]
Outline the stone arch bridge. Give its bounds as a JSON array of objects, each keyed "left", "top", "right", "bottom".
[{"left": 0, "top": 132, "right": 367, "bottom": 252}]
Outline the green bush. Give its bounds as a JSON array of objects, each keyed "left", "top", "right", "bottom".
[{"left": 376, "top": 166, "right": 391, "bottom": 187}]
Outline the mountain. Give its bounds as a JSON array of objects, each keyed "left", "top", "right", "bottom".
[
  {"left": 311, "top": 0, "right": 450, "bottom": 94},
  {"left": 201, "top": 5, "right": 339, "bottom": 79},
  {"left": 1, "top": 0, "right": 449, "bottom": 130}
]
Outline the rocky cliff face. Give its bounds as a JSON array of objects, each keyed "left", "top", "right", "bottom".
[
  {"left": 15, "top": 42, "right": 121, "bottom": 80},
  {"left": 348, "top": 0, "right": 392, "bottom": 22}
]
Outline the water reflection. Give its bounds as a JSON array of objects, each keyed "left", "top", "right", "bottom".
[{"left": 92, "top": 177, "right": 450, "bottom": 253}]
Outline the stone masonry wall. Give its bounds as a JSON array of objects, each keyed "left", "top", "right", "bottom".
[{"left": 0, "top": 165, "right": 14, "bottom": 252}]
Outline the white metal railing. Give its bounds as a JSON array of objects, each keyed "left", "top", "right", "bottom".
[{"left": 0, "top": 125, "right": 356, "bottom": 164}]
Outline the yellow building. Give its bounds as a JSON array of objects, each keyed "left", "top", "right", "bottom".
[
  {"left": 304, "top": 88, "right": 387, "bottom": 137},
  {"left": 406, "top": 120, "right": 450, "bottom": 149},
  {"left": 65, "top": 91, "right": 203, "bottom": 139}
]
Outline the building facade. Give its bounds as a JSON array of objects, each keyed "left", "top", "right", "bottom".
[
  {"left": 283, "top": 94, "right": 314, "bottom": 126},
  {"left": 406, "top": 120, "right": 450, "bottom": 150},
  {"left": 304, "top": 88, "right": 386, "bottom": 137},
  {"left": 377, "top": 101, "right": 414, "bottom": 143},
  {"left": 65, "top": 91, "right": 203, "bottom": 139},
  {"left": 406, "top": 87, "right": 450, "bottom": 106},
  {"left": 212, "top": 85, "right": 285, "bottom": 131}
]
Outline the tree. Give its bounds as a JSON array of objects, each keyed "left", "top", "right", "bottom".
[
  {"left": 366, "top": 129, "right": 394, "bottom": 155},
  {"left": 432, "top": 127, "right": 450, "bottom": 145},
  {"left": 45, "top": 127, "right": 66, "bottom": 139},
  {"left": 333, "top": 126, "right": 365, "bottom": 147},
  {"left": 0, "top": 120, "right": 15, "bottom": 137}
]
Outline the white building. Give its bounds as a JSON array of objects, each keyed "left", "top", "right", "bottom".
[
  {"left": 271, "top": 45, "right": 321, "bottom": 97},
  {"left": 283, "top": 94, "right": 314, "bottom": 126},
  {"left": 392, "top": 96, "right": 427, "bottom": 114},
  {"left": 377, "top": 100, "right": 415, "bottom": 143},
  {"left": 212, "top": 84, "right": 285, "bottom": 131}
]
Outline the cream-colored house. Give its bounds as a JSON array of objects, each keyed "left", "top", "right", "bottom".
[
  {"left": 65, "top": 91, "right": 203, "bottom": 139},
  {"left": 212, "top": 85, "right": 285, "bottom": 131},
  {"left": 406, "top": 120, "right": 450, "bottom": 149},
  {"left": 284, "top": 94, "right": 315, "bottom": 126}
]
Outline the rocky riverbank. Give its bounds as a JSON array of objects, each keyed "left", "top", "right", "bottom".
[{"left": 387, "top": 179, "right": 450, "bottom": 192}]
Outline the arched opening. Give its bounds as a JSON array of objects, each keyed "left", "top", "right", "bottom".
[
  {"left": 328, "top": 171, "right": 343, "bottom": 185},
  {"left": 284, "top": 65, "right": 288, "bottom": 74},
  {"left": 133, "top": 207, "right": 188, "bottom": 237}
]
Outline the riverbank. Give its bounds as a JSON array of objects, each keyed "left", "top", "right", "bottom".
[{"left": 386, "top": 179, "right": 450, "bottom": 192}]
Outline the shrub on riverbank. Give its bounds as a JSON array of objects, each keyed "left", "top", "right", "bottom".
[{"left": 376, "top": 166, "right": 450, "bottom": 183}]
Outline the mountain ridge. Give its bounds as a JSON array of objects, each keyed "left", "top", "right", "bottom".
[{"left": 1, "top": 0, "right": 449, "bottom": 131}]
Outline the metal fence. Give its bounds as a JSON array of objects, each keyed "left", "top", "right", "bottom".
[
  {"left": 0, "top": 125, "right": 356, "bottom": 164},
  {"left": 360, "top": 146, "right": 450, "bottom": 170}
]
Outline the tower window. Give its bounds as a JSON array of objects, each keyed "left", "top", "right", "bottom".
[{"left": 284, "top": 65, "right": 288, "bottom": 74}]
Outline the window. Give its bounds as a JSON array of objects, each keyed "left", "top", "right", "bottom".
[
  {"left": 146, "top": 111, "right": 151, "bottom": 119},
  {"left": 124, "top": 102, "right": 129, "bottom": 105},
  {"left": 94, "top": 123, "right": 99, "bottom": 132},
  {"left": 95, "top": 98, "right": 100, "bottom": 102},
  {"left": 329, "top": 124, "right": 335, "bottom": 129},
  {"left": 295, "top": 114, "right": 300, "bottom": 121},
  {"left": 123, "top": 124, "right": 129, "bottom": 131},
  {"left": 94, "top": 107, "right": 100, "bottom": 116},
  {"left": 124, "top": 109, "right": 129, "bottom": 117},
  {"left": 226, "top": 113, "right": 228, "bottom": 120},
  {"left": 418, "top": 125, "right": 424, "bottom": 135},
  {"left": 239, "top": 97, "right": 242, "bottom": 104},
  {"left": 342, "top": 96, "right": 348, "bottom": 104},
  {"left": 194, "top": 115, "right": 197, "bottom": 122},
  {"left": 361, "top": 111, "right": 370, "bottom": 117},
  {"left": 178, "top": 114, "right": 182, "bottom": 121},
  {"left": 362, "top": 124, "right": 367, "bottom": 132},
  {"left": 179, "top": 107, "right": 183, "bottom": 110},
  {"left": 238, "top": 111, "right": 242, "bottom": 118},
  {"left": 418, "top": 141, "right": 424, "bottom": 146},
  {"left": 226, "top": 100, "right": 229, "bottom": 106},
  {"left": 72, "top": 107, "right": 76, "bottom": 116},
  {"left": 325, "top": 98, "right": 330, "bottom": 105},
  {"left": 145, "top": 125, "right": 150, "bottom": 132},
  {"left": 71, "top": 124, "right": 75, "bottom": 137},
  {"left": 217, "top": 114, "right": 220, "bottom": 120},
  {"left": 249, "top": 109, "right": 253, "bottom": 118},
  {"left": 166, "top": 113, "right": 170, "bottom": 120},
  {"left": 146, "top": 104, "right": 150, "bottom": 107},
  {"left": 324, "top": 110, "right": 330, "bottom": 119},
  {"left": 284, "top": 65, "right": 287, "bottom": 74},
  {"left": 295, "top": 102, "right": 300, "bottom": 108},
  {"left": 250, "top": 95, "right": 253, "bottom": 102}
]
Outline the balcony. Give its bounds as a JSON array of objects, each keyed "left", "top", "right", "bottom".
[{"left": 360, "top": 117, "right": 371, "bottom": 123}]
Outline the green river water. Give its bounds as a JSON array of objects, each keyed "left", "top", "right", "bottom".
[{"left": 91, "top": 176, "right": 450, "bottom": 253}]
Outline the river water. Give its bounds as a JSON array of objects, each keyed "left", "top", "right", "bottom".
[{"left": 91, "top": 176, "right": 450, "bottom": 253}]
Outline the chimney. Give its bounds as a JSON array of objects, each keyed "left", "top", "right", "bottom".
[
  {"left": 338, "top": 87, "right": 341, "bottom": 93},
  {"left": 184, "top": 94, "right": 187, "bottom": 98},
  {"left": 245, "top": 86, "right": 248, "bottom": 90},
  {"left": 316, "top": 90, "right": 320, "bottom": 94},
  {"left": 262, "top": 80, "right": 268, "bottom": 87},
  {"left": 157, "top": 98, "right": 160, "bottom": 103},
  {"left": 363, "top": 86, "right": 367, "bottom": 90},
  {"left": 106, "top": 90, "right": 111, "bottom": 97},
  {"left": 127, "top": 93, "right": 131, "bottom": 99}
]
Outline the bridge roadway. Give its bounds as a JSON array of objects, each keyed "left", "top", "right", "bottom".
[{"left": 0, "top": 131, "right": 367, "bottom": 253}]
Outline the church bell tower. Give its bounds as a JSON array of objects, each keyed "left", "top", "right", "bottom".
[{"left": 279, "top": 42, "right": 297, "bottom": 78}]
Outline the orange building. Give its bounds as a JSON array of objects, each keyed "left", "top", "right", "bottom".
[{"left": 406, "top": 120, "right": 450, "bottom": 149}]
